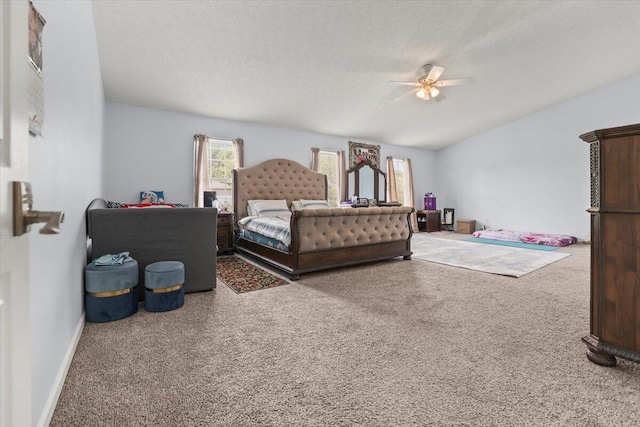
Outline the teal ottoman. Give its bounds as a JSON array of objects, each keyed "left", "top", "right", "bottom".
[
  {"left": 85, "top": 260, "right": 139, "bottom": 322},
  {"left": 144, "top": 261, "right": 185, "bottom": 312}
]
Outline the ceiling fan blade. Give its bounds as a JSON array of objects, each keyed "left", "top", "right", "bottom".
[
  {"left": 433, "top": 94, "right": 447, "bottom": 102},
  {"left": 434, "top": 77, "right": 474, "bottom": 87},
  {"left": 392, "top": 88, "right": 418, "bottom": 102},
  {"left": 425, "top": 65, "right": 445, "bottom": 82},
  {"left": 388, "top": 81, "right": 421, "bottom": 86}
]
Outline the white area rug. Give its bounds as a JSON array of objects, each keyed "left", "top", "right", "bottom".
[{"left": 411, "top": 236, "right": 571, "bottom": 277}]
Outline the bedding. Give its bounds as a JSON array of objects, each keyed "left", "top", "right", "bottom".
[
  {"left": 291, "top": 199, "right": 331, "bottom": 211},
  {"left": 248, "top": 199, "right": 291, "bottom": 219},
  {"left": 471, "top": 229, "right": 577, "bottom": 247},
  {"left": 239, "top": 228, "right": 289, "bottom": 253},
  {"left": 233, "top": 158, "right": 414, "bottom": 280},
  {"left": 121, "top": 203, "right": 175, "bottom": 209},
  {"left": 238, "top": 216, "right": 292, "bottom": 247}
]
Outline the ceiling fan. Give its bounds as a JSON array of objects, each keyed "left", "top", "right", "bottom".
[{"left": 389, "top": 64, "right": 473, "bottom": 102}]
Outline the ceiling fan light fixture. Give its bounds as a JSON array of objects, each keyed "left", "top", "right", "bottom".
[{"left": 389, "top": 64, "right": 472, "bottom": 103}]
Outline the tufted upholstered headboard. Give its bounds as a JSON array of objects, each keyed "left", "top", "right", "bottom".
[{"left": 233, "top": 158, "right": 327, "bottom": 221}]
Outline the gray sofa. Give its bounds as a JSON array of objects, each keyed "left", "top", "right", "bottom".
[{"left": 86, "top": 198, "right": 217, "bottom": 296}]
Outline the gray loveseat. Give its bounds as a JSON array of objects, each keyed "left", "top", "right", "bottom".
[{"left": 86, "top": 198, "right": 217, "bottom": 296}]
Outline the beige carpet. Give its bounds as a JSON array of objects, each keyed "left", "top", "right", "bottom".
[{"left": 51, "top": 237, "right": 640, "bottom": 426}]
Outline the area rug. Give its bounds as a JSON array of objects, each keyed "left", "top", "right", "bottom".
[
  {"left": 216, "top": 255, "right": 288, "bottom": 293},
  {"left": 462, "top": 237, "right": 559, "bottom": 251},
  {"left": 411, "top": 236, "right": 570, "bottom": 277}
]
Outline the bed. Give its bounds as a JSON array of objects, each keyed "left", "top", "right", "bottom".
[{"left": 233, "top": 159, "right": 414, "bottom": 280}]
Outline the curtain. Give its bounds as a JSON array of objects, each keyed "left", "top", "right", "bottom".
[
  {"left": 337, "top": 150, "right": 346, "bottom": 204},
  {"left": 193, "top": 134, "right": 210, "bottom": 207},
  {"left": 233, "top": 138, "right": 244, "bottom": 168},
  {"left": 403, "top": 158, "right": 419, "bottom": 232},
  {"left": 310, "top": 147, "right": 320, "bottom": 172},
  {"left": 386, "top": 156, "right": 398, "bottom": 202}
]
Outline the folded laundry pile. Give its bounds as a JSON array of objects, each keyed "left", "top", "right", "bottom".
[{"left": 92, "top": 252, "right": 134, "bottom": 266}]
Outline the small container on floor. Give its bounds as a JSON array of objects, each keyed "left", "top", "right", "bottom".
[
  {"left": 144, "top": 261, "right": 185, "bottom": 312},
  {"left": 456, "top": 219, "right": 476, "bottom": 234}
]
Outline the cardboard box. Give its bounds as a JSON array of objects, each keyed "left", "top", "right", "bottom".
[{"left": 456, "top": 219, "right": 476, "bottom": 234}]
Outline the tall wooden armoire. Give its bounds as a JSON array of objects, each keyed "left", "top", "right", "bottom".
[{"left": 580, "top": 123, "right": 640, "bottom": 367}]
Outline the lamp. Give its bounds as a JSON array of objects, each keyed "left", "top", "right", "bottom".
[
  {"left": 416, "top": 87, "right": 426, "bottom": 99},
  {"left": 429, "top": 86, "right": 440, "bottom": 97}
]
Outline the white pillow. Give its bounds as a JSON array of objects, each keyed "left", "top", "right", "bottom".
[
  {"left": 248, "top": 199, "right": 291, "bottom": 219},
  {"left": 292, "top": 199, "right": 331, "bottom": 211}
]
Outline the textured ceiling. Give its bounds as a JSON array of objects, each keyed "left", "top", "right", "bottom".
[{"left": 92, "top": 1, "right": 640, "bottom": 150}]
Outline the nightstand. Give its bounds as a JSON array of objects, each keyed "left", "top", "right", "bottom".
[
  {"left": 217, "top": 212, "right": 235, "bottom": 254},
  {"left": 416, "top": 209, "right": 441, "bottom": 232}
]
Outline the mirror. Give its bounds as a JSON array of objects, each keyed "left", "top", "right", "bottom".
[
  {"left": 344, "top": 160, "right": 387, "bottom": 203},
  {"left": 359, "top": 166, "right": 375, "bottom": 199}
]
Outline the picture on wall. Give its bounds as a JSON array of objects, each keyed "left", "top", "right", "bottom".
[
  {"left": 27, "top": 1, "right": 46, "bottom": 136},
  {"left": 28, "top": 1, "right": 45, "bottom": 72},
  {"left": 348, "top": 141, "right": 380, "bottom": 168}
]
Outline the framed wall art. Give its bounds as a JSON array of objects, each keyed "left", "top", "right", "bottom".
[
  {"left": 348, "top": 141, "right": 380, "bottom": 168},
  {"left": 28, "top": 1, "right": 45, "bottom": 72},
  {"left": 28, "top": 1, "right": 45, "bottom": 136}
]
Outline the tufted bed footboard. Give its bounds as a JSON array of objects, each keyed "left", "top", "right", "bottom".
[{"left": 233, "top": 158, "right": 413, "bottom": 280}]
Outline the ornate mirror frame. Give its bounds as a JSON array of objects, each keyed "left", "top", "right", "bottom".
[{"left": 344, "top": 159, "right": 387, "bottom": 203}]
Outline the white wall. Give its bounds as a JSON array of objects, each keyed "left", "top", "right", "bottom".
[
  {"left": 435, "top": 73, "right": 640, "bottom": 240},
  {"left": 28, "top": 1, "right": 105, "bottom": 425},
  {"left": 105, "top": 102, "right": 436, "bottom": 208}
]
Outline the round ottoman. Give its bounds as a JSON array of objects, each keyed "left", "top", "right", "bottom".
[
  {"left": 144, "top": 261, "right": 185, "bottom": 312},
  {"left": 85, "top": 260, "right": 139, "bottom": 323}
]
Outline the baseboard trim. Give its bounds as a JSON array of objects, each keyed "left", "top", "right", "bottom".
[{"left": 37, "top": 313, "right": 85, "bottom": 427}]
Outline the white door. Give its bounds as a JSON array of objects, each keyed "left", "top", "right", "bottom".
[{"left": 0, "top": 2, "right": 33, "bottom": 426}]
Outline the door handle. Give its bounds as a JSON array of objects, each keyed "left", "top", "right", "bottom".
[{"left": 13, "top": 181, "right": 65, "bottom": 236}]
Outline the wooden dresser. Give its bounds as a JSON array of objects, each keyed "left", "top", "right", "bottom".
[
  {"left": 580, "top": 123, "right": 640, "bottom": 367},
  {"left": 217, "top": 212, "right": 235, "bottom": 254}
]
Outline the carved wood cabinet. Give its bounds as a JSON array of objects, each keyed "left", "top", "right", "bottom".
[{"left": 580, "top": 123, "right": 640, "bottom": 367}]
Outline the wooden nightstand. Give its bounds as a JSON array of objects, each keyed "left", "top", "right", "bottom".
[
  {"left": 217, "top": 212, "right": 235, "bottom": 254},
  {"left": 416, "top": 210, "right": 441, "bottom": 232}
]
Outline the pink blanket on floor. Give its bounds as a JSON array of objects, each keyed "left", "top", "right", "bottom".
[{"left": 471, "top": 229, "right": 577, "bottom": 247}]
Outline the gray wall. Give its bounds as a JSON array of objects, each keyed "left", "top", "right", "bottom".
[
  {"left": 28, "top": 1, "right": 105, "bottom": 424},
  {"left": 105, "top": 72, "right": 640, "bottom": 242},
  {"left": 104, "top": 102, "right": 436, "bottom": 208},
  {"left": 435, "top": 73, "right": 640, "bottom": 241}
]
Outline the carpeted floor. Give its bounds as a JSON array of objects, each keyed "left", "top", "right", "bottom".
[
  {"left": 50, "top": 237, "right": 640, "bottom": 426},
  {"left": 217, "top": 255, "right": 289, "bottom": 293}
]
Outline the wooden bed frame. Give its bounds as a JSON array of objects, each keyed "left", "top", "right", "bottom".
[{"left": 233, "top": 159, "right": 413, "bottom": 280}]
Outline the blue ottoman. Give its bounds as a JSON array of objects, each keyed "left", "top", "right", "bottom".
[
  {"left": 85, "top": 260, "right": 138, "bottom": 323},
  {"left": 144, "top": 261, "right": 185, "bottom": 312}
]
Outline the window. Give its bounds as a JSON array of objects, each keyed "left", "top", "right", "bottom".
[
  {"left": 208, "top": 138, "right": 235, "bottom": 211},
  {"left": 392, "top": 158, "right": 405, "bottom": 205},
  {"left": 318, "top": 151, "right": 339, "bottom": 207}
]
